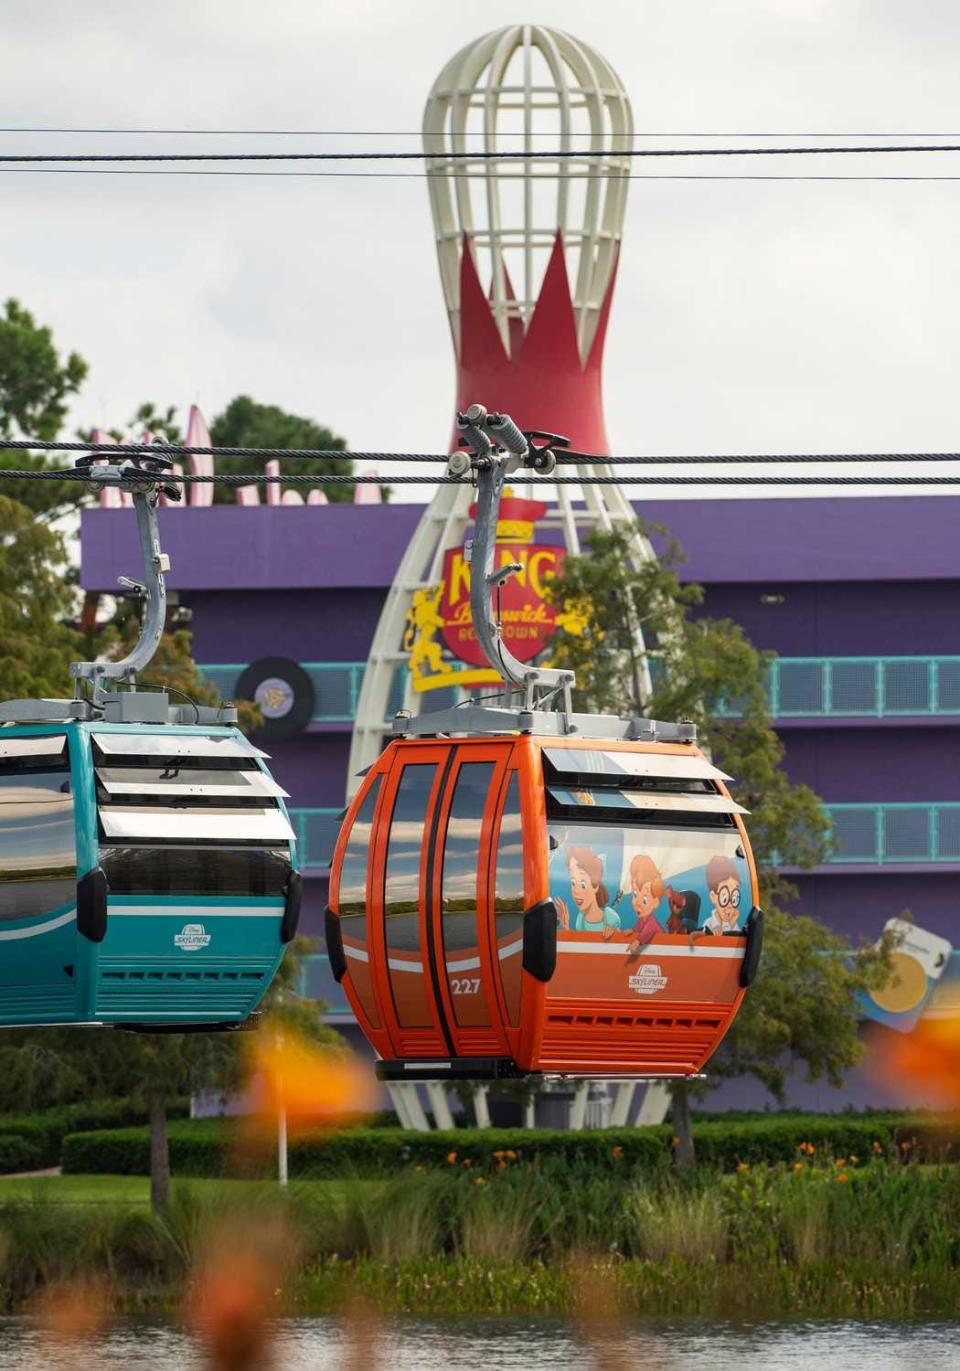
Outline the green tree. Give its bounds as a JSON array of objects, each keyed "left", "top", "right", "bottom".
[
  {"left": 0, "top": 298, "right": 89, "bottom": 515},
  {"left": 548, "top": 524, "right": 890, "bottom": 1165},
  {"left": 210, "top": 394, "right": 353, "bottom": 504},
  {"left": 0, "top": 494, "right": 78, "bottom": 699}
]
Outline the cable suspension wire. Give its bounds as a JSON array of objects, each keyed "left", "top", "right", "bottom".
[
  {"left": 0, "top": 438, "right": 442, "bottom": 462},
  {"left": 5, "top": 143, "right": 960, "bottom": 165},
  {"left": 1, "top": 439, "right": 958, "bottom": 465},
  {"left": 3, "top": 470, "right": 960, "bottom": 488},
  {"left": 8, "top": 128, "right": 960, "bottom": 137},
  {"left": 12, "top": 168, "right": 960, "bottom": 182}
]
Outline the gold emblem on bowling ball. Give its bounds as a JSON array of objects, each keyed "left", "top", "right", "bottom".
[{"left": 871, "top": 950, "right": 928, "bottom": 1014}]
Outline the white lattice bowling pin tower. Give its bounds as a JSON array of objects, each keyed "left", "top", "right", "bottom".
[{"left": 349, "top": 24, "right": 658, "bottom": 786}]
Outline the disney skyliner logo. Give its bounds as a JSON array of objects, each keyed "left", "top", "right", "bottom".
[{"left": 403, "top": 492, "right": 587, "bottom": 693}]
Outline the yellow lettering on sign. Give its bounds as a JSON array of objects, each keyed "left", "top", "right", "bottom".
[
  {"left": 528, "top": 549, "right": 559, "bottom": 602},
  {"left": 447, "top": 553, "right": 471, "bottom": 604}
]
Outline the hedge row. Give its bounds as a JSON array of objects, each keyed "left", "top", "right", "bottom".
[
  {"left": 60, "top": 1111, "right": 952, "bottom": 1179},
  {"left": 0, "top": 1098, "right": 189, "bottom": 1173}
]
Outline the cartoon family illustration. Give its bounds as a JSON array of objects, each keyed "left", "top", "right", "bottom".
[{"left": 554, "top": 838, "right": 745, "bottom": 946}]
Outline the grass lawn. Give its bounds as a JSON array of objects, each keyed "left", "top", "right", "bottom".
[{"left": 0, "top": 1173, "right": 346, "bottom": 1205}]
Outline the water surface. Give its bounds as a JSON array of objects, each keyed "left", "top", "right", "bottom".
[{"left": 1, "top": 1316, "right": 958, "bottom": 1368}]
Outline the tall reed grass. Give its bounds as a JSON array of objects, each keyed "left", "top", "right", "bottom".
[{"left": 0, "top": 1158, "right": 958, "bottom": 1317}]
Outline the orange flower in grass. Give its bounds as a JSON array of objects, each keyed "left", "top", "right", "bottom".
[
  {"left": 836, "top": 1173, "right": 849, "bottom": 1184},
  {"left": 447, "top": 1151, "right": 457, "bottom": 1164},
  {"left": 611, "top": 1145, "right": 624, "bottom": 1159}
]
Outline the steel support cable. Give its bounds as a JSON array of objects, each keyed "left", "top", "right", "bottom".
[
  {"left": 5, "top": 144, "right": 960, "bottom": 164},
  {"left": 9, "top": 128, "right": 960, "bottom": 137},
  {"left": 4, "top": 470, "right": 960, "bottom": 488},
  {"left": 10, "top": 169, "right": 960, "bottom": 182},
  {"left": 0, "top": 438, "right": 444, "bottom": 462},
  {"left": 1, "top": 439, "right": 959, "bottom": 465}
]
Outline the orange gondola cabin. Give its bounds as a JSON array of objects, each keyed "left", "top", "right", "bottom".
[
  {"left": 326, "top": 731, "right": 762, "bottom": 1080},
  {"left": 325, "top": 405, "right": 764, "bottom": 1081}
]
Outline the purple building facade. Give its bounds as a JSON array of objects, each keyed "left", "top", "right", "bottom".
[{"left": 80, "top": 494, "right": 960, "bottom": 1107}]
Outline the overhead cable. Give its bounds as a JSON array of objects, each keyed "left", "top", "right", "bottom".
[
  {"left": 4, "top": 143, "right": 960, "bottom": 165},
  {"left": 2, "top": 469, "right": 960, "bottom": 488},
  {"left": 1, "top": 438, "right": 958, "bottom": 465},
  {"left": 9, "top": 168, "right": 960, "bottom": 183},
  {"left": 12, "top": 169, "right": 960, "bottom": 185},
  {"left": 7, "top": 127, "right": 960, "bottom": 137}
]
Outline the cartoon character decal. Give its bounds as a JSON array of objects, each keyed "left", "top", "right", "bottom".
[
  {"left": 665, "top": 887, "right": 701, "bottom": 935},
  {"left": 695, "top": 854, "right": 742, "bottom": 936},
  {"left": 548, "top": 824, "right": 750, "bottom": 945},
  {"left": 625, "top": 854, "right": 664, "bottom": 954},
  {"left": 555, "top": 844, "right": 621, "bottom": 939}
]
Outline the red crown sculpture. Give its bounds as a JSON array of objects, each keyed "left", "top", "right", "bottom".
[{"left": 453, "top": 229, "right": 619, "bottom": 456}]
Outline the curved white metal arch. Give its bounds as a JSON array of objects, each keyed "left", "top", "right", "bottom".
[
  {"left": 422, "top": 24, "right": 634, "bottom": 361},
  {"left": 347, "top": 26, "right": 658, "bottom": 790}
]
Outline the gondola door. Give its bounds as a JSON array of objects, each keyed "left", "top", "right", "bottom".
[
  {"left": 370, "top": 745, "right": 451, "bottom": 1060},
  {"left": 429, "top": 743, "right": 514, "bottom": 1060}
]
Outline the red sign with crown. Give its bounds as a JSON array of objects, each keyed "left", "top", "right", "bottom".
[
  {"left": 439, "top": 493, "right": 565, "bottom": 668},
  {"left": 403, "top": 492, "right": 565, "bottom": 693}
]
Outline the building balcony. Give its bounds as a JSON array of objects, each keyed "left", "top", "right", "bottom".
[
  {"left": 288, "top": 802, "right": 960, "bottom": 874},
  {"left": 202, "top": 656, "right": 960, "bottom": 729},
  {"left": 742, "top": 656, "right": 960, "bottom": 722},
  {"left": 826, "top": 803, "right": 960, "bottom": 867}
]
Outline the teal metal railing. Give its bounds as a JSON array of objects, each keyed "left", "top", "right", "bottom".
[
  {"left": 284, "top": 803, "right": 960, "bottom": 871},
  {"left": 825, "top": 804, "right": 960, "bottom": 864},
  {"left": 762, "top": 656, "right": 960, "bottom": 719},
  {"left": 201, "top": 656, "right": 960, "bottom": 724}
]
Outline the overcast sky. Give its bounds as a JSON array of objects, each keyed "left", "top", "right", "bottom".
[{"left": 3, "top": 0, "right": 960, "bottom": 500}]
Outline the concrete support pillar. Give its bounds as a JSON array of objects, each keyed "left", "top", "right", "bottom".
[
  {"left": 387, "top": 1083, "right": 432, "bottom": 1132},
  {"left": 523, "top": 1094, "right": 536, "bottom": 1129},
  {"left": 609, "top": 1081, "right": 636, "bottom": 1128},
  {"left": 635, "top": 1081, "right": 672, "bottom": 1126},
  {"left": 568, "top": 1079, "right": 589, "bottom": 1131},
  {"left": 425, "top": 1081, "right": 455, "bottom": 1131},
  {"left": 473, "top": 1086, "right": 491, "bottom": 1128}
]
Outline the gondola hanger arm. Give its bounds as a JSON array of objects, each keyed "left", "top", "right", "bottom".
[
  {"left": 69, "top": 453, "right": 177, "bottom": 703},
  {"left": 451, "top": 403, "right": 575, "bottom": 714}
]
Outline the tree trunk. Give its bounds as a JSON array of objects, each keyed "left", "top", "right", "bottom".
[
  {"left": 149, "top": 1093, "right": 171, "bottom": 1213},
  {"left": 671, "top": 1080, "right": 696, "bottom": 1171}
]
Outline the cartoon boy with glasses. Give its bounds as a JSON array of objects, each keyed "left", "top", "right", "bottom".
[{"left": 696, "top": 854, "right": 743, "bottom": 936}]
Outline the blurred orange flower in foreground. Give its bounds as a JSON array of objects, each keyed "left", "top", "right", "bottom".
[
  {"left": 247, "top": 1022, "right": 377, "bottom": 1127},
  {"left": 872, "top": 1015, "right": 960, "bottom": 1109},
  {"left": 184, "top": 1214, "right": 297, "bottom": 1371},
  {"left": 33, "top": 1275, "right": 110, "bottom": 1353}
]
